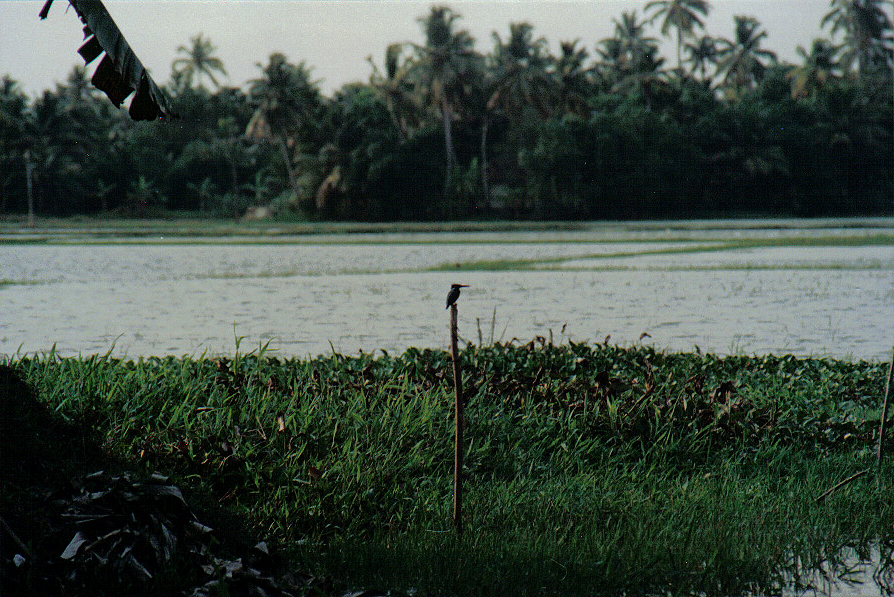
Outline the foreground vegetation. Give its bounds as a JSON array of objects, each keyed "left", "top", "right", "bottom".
[
  {"left": 2, "top": 342, "right": 893, "bottom": 595},
  {"left": 2, "top": 1, "right": 892, "bottom": 221}
]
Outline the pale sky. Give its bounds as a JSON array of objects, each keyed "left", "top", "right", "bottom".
[{"left": 0, "top": 1, "right": 860, "bottom": 98}]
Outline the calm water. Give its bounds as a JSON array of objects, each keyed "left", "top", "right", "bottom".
[{"left": 1, "top": 221, "right": 892, "bottom": 361}]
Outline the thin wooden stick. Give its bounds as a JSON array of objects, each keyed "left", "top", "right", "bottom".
[
  {"left": 815, "top": 469, "right": 869, "bottom": 503},
  {"left": 450, "top": 304, "right": 464, "bottom": 535},
  {"left": 876, "top": 347, "right": 894, "bottom": 468}
]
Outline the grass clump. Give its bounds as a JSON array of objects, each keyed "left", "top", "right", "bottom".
[{"left": 3, "top": 343, "right": 893, "bottom": 596}]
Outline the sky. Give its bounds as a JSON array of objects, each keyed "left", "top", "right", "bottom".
[{"left": 0, "top": 1, "right": 861, "bottom": 98}]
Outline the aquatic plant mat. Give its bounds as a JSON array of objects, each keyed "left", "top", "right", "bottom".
[{"left": 2, "top": 343, "right": 893, "bottom": 596}]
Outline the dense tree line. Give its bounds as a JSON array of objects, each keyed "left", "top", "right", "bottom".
[{"left": 1, "top": 1, "right": 892, "bottom": 221}]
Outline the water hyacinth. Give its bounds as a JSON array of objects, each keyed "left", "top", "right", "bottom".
[{"left": 2, "top": 342, "right": 893, "bottom": 596}]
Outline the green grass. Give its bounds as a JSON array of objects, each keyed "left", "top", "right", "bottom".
[
  {"left": 4, "top": 343, "right": 893, "bottom": 595},
  {"left": 0, "top": 217, "right": 596, "bottom": 242},
  {"left": 0, "top": 278, "right": 52, "bottom": 287},
  {"left": 2, "top": 215, "right": 892, "bottom": 242}
]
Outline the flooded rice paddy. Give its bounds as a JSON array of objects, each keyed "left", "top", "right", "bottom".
[
  {"left": 1, "top": 219, "right": 892, "bottom": 361},
  {"left": 2, "top": 219, "right": 894, "bottom": 595}
]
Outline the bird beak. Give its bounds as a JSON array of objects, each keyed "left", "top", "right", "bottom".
[{"left": 457, "top": 284, "right": 470, "bottom": 288}]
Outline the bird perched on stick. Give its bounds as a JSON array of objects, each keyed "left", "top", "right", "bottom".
[{"left": 446, "top": 284, "right": 469, "bottom": 309}]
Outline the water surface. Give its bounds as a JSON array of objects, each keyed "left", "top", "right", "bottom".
[{"left": 1, "top": 220, "right": 891, "bottom": 360}]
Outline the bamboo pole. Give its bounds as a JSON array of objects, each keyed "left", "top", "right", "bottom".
[
  {"left": 450, "top": 303, "right": 464, "bottom": 535},
  {"left": 876, "top": 347, "right": 894, "bottom": 468},
  {"left": 815, "top": 469, "right": 869, "bottom": 503}
]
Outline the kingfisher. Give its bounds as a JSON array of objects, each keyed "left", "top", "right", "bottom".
[{"left": 446, "top": 284, "right": 469, "bottom": 309}]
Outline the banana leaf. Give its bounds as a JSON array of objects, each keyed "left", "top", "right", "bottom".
[{"left": 39, "top": 0, "right": 173, "bottom": 120}]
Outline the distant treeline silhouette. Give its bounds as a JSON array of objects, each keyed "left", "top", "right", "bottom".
[{"left": 1, "top": 2, "right": 891, "bottom": 220}]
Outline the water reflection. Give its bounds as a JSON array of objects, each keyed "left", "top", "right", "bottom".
[{"left": 784, "top": 542, "right": 894, "bottom": 597}]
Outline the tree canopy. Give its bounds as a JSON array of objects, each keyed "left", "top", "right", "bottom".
[{"left": 3, "top": 1, "right": 891, "bottom": 220}]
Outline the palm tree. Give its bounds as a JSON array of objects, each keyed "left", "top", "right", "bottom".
[
  {"left": 613, "top": 46, "right": 668, "bottom": 106},
  {"left": 821, "top": 0, "right": 893, "bottom": 75},
  {"left": 486, "top": 22, "right": 556, "bottom": 121},
  {"left": 594, "top": 37, "right": 624, "bottom": 90},
  {"left": 613, "top": 10, "right": 659, "bottom": 67},
  {"left": 246, "top": 53, "right": 324, "bottom": 201},
  {"left": 367, "top": 43, "right": 423, "bottom": 140},
  {"left": 555, "top": 40, "right": 594, "bottom": 116},
  {"left": 39, "top": 0, "right": 171, "bottom": 120},
  {"left": 600, "top": 11, "right": 668, "bottom": 104},
  {"left": 16, "top": 65, "right": 121, "bottom": 216},
  {"left": 684, "top": 35, "right": 720, "bottom": 85},
  {"left": 716, "top": 16, "right": 777, "bottom": 98},
  {"left": 788, "top": 39, "right": 842, "bottom": 98},
  {"left": 481, "top": 22, "right": 555, "bottom": 209},
  {"left": 171, "top": 33, "right": 228, "bottom": 91},
  {"left": 598, "top": 11, "right": 662, "bottom": 85},
  {"left": 413, "top": 6, "right": 483, "bottom": 184},
  {"left": 63, "top": 65, "right": 94, "bottom": 101},
  {"left": 646, "top": 0, "right": 711, "bottom": 77}
]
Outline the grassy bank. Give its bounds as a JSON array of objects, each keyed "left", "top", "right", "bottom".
[
  {"left": 2, "top": 216, "right": 892, "bottom": 241},
  {"left": 2, "top": 343, "right": 893, "bottom": 595},
  {"left": 0, "top": 217, "right": 597, "bottom": 240}
]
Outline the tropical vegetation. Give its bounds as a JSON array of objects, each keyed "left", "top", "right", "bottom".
[{"left": 1, "top": 1, "right": 892, "bottom": 221}]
